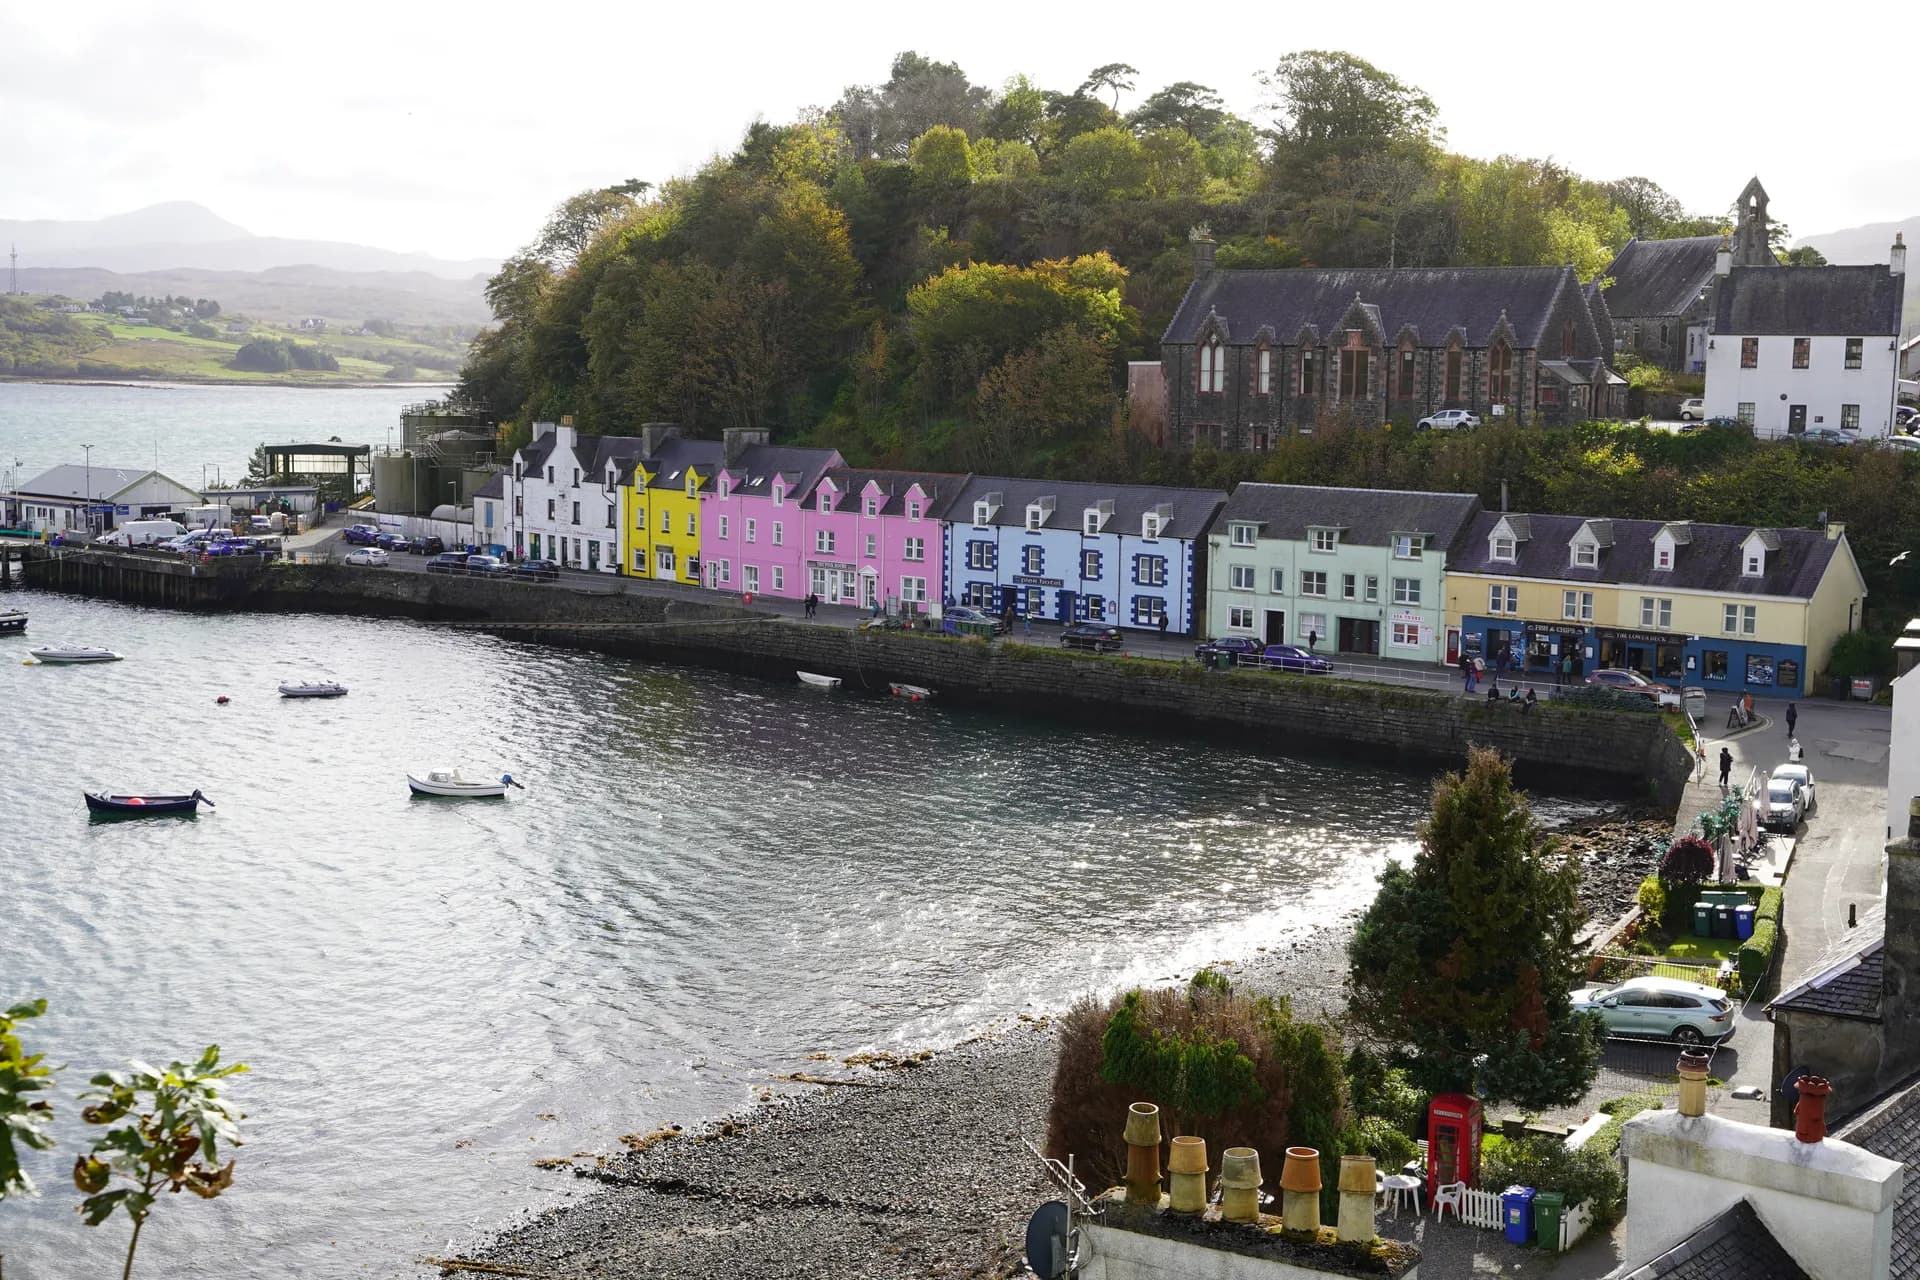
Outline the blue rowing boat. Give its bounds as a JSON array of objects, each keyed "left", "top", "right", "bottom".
[{"left": 84, "top": 790, "right": 213, "bottom": 816}]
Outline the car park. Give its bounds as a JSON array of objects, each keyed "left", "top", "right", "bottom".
[
  {"left": 512, "top": 558, "right": 559, "bottom": 582},
  {"left": 1586, "top": 668, "right": 1680, "bottom": 708},
  {"left": 1770, "top": 763, "right": 1816, "bottom": 814},
  {"left": 1060, "top": 622, "right": 1124, "bottom": 653},
  {"left": 1677, "top": 397, "right": 1705, "bottom": 421},
  {"left": 1569, "top": 975, "right": 1735, "bottom": 1045},
  {"left": 345, "top": 547, "right": 390, "bottom": 566},
  {"left": 1195, "top": 636, "right": 1266, "bottom": 666},
  {"left": 1416, "top": 408, "right": 1479, "bottom": 431},
  {"left": 1761, "top": 775, "right": 1807, "bottom": 830},
  {"left": 1258, "top": 644, "right": 1333, "bottom": 674}
]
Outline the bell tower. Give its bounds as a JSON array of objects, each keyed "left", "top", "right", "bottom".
[{"left": 1732, "top": 177, "right": 1773, "bottom": 267}]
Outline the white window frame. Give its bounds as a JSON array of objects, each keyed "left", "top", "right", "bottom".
[
  {"left": 865, "top": 534, "right": 878, "bottom": 559},
  {"left": 1228, "top": 606, "right": 1254, "bottom": 629},
  {"left": 744, "top": 565, "right": 760, "bottom": 593},
  {"left": 1364, "top": 575, "right": 1380, "bottom": 604},
  {"left": 1230, "top": 523, "right": 1257, "bottom": 548},
  {"left": 1229, "top": 564, "right": 1256, "bottom": 591},
  {"left": 816, "top": 529, "right": 835, "bottom": 554},
  {"left": 773, "top": 522, "right": 784, "bottom": 547},
  {"left": 1392, "top": 535, "right": 1422, "bottom": 560},
  {"left": 901, "top": 575, "right": 927, "bottom": 603},
  {"left": 772, "top": 566, "right": 785, "bottom": 592},
  {"left": 1491, "top": 536, "right": 1516, "bottom": 562},
  {"left": 1300, "top": 570, "right": 1327, "bottom": 597},
  {"left": 717, "top": 515, "right": 729, "bottom": 539},
  {"left": 864, "top": 495, "right": 879, "bottom": 517},
  {"left": 903, "top": 537, "right": 925, "bottom": 562},
  {"left": 1025, "top": 507, "right": 1045, "bottom": 532},
  {"left": 1269, "top": 568, "right": 1285, "bottom": 594},
  {"left": 1341, "top": 573, "right": 1357, "bottom": 600},
  {"left": 1744, "top": 553, "right": 1762, "bottom": 576},
  {"left": 1310, "top": 529, "right": 1338, "bottom": 553},
  {"left": 773, "top": 486, "right": 785, "bottom": 507},
  {"left": 655, "top": 546, "right": 676, "bottom": 575},
  {"left": 717, "top": 477, "right": 730, "bottom": 499},
  {"left": 1392, "top": 577, "right": 1421, "bottom": 606},
  {"left": 745, "top": 518, "right": 756, "bottom": 543},
  {"left": 1572, "top": 541, "right": 1597, "bottom": 568},
  {"left": 1390, "top": 620, "right": 1421, "bottom": 648}
]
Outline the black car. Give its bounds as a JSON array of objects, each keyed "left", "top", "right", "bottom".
[
  {"left": 1061, "top": 623, "right": 1124, "bottom": 653},
  {"left": 425, "top": 551, "right": 472, "bottom": 575},
  {"left": 1195, "top": 635, "right": 1265, "bottom": 666},
  {"left": 409, "top": 536, "right": 446, "bottom": 556},
  {"left": 513, "top": 558, "right": 560, "bottom": 582}
]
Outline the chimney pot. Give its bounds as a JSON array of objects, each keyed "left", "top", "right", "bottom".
[
  {"left": 1167, "top": 1136, "right": 1208, "bottom": 1213},
  {"left": 1677, "top": 1049, "right": 1711, "bottom": 1117},
  {"left": 1336, "top": 1154, "right": 1377, "bottom": 1243},
  {"left": 1794, "top": 1075, "right": 1832, "bottom": 1143},
  {"left": 1279, "top": 1146, "right": 1322, "bottom": 1233},
  {"left": 1123, "top": 1103, "right": 1162, "bottom": 1206},
  {"left": 1220, "top": 1147, "right": 1262, "bottom": 1223}
]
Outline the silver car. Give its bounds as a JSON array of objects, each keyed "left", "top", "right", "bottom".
[
  {"left": 1570, "top": 976, "right": 1735, "bottom": 1045},
  {"left": 1770, "top": 763, "right": 1817, "bottom": 815},
  {"left": 1761, "top": 776, "right": 1806, "bottom": 830}
]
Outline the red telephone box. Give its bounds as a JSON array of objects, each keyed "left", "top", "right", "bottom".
[{"left": 1426, "top": 1093, "right": 1483, "bottom": 1196}]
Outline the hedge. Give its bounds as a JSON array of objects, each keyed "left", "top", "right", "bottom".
[
  {"left": 1756, "top": 886, "right": 1782, "bottom": 925},
  {"left": 1737, "top": 919, "right": 1778, "bottom": 988}
]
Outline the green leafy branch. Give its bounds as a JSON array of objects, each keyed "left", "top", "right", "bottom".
[{"left": 1, "top": 999, "right": 56, "bottom": 1199}]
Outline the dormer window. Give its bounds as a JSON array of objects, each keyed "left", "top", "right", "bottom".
[
  {"left": 685, "top": 474, "right": 697, "bottom": 497},
  {"left": 1392, "top": 535, "right": 1423, "bottom": 560},
  {"left": 717, "top": 477, "right": 730, "bottom": 499},
  {"left": 1230, "top": 523, "right": 1256, "bottom": 548},
  {"left": 1745, "top": 552, "right": 1763, "bottom": 576},
  {"left": 974, "top": 501, "right": 992, "bottom": 526},
  {"left": 1310, "top": 529, "right": 1338, "bottom": 553},
  {"left": 907, "top": 499, "right": 922, "bottom": 521},
  {"left": 1143, "top": 515, "right": 1162, "bottom": 540},
  {"left": 772, "top": 486, "right": 784, "bottom": 507},
  {"left": 1199, "top": 338, "right": 1225, "bottom": 393},
  {"left": 864, "top": 496, "right": 879, "bottom": 517},
  {"left": 818, "top": 490, "right": 833, "bottom": 512},
  {"left": 1491, "top": 536, "right": 1516, "bottom": 563},
  {"left": 1026, "top": 506, "right": 1044, "bottom": 532},
  {"left": 1572, "top": 541, "right": 1597, "bottom": 568},
  {"left": 1083, "top": 510, "right": 1101, "bottom": 536},
  {"left": 1655, "top": 544, "right": 1672, "bottom": 571}
]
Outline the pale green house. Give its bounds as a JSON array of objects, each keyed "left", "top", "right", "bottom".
[{"left": 1204, "top": 485, "right": 1483, "bottom": 664}]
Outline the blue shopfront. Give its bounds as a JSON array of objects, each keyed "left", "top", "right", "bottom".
[
  {"left": 1459, "top": 618, "right": 1591, "bottom": 680},
  {"left": 1459, "top": 616, "right": 1807, "bottom": 696}
]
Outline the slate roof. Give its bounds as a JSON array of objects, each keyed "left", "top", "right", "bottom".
[
  {"left": 720, "top": 445, "right": 842, "bottom": 502},
  {"left": 474, "top": 472, "right": 504, "bottom": 500},
  {"left": 517, "top": 434, "right": 558, "bottom": 474},
  {"left": 1602, "top": 236, "right": 1724, "bottom": 318},
  {"left": 1838, "top": 1070, "right": 1920, "bottom": 1280},
  {"left": 1217, "top": 484, "right": 1482, "bottom": 555},
  {"left": 1711, "top": 264, "right": 1904, "bottom": 336},
  {"left": 1769, "top": 899, "right": 1885, "bottom": 1022},
  {"left": 1620, "top": 1199, "right": 1808, "bottom": 1280},
  {"left": 947, "top": 475, "right": 1226, "bottom": 540},
  {"left": 1452, "top": 511, "right": 1845, "bottom": 600},
  {"left": 15, "top": 464, "right": 172, "bottom": 500},
  {"left": 1165, "top": 265, "right": 1581, "bottom": 349},
  {"left": 639, "top": 438, "right": 726, "bottom": 491},
  {"left": 823, "top": 468, "right": 970, "bottom": 518}
]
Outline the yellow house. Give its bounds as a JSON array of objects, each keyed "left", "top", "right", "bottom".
[
  {"left": 1442, "top": 512, "right": 1867, "bottom": 698},
  {"left": 621, "top": 436, "right": 722, "bottom": 584}
]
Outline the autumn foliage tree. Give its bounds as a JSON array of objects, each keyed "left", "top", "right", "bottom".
[{"left": 1347, "top": 748, "right": 1602, "bottom": 1110}]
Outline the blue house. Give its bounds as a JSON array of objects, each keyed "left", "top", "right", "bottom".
[{"left": 940, "top": 476, "right": 1226, "bottom": 633}]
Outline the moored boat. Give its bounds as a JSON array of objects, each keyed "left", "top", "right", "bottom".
[
  {"left": 890, "top": 682, "right": 934, "bottom": 701},
  {"left": 84, "top": 789, "right": 213, "bottom": 816},
  {"left": 797, "top": 671, "right": 841, "bottom": 689},
  {"left": 407, "top": 769, "right": 523, "bottom": 798},
  {"left": 0, "top": 609, "right": 26, "bottom": 635},
  {"left": 30, "top": 646, "right": 121, "bottom": 664},
  {"left": 279, "top": 681, "right": 348, "bottom": 698}
]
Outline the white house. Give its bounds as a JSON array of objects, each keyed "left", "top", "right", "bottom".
[
  {"left": 507, "top": 419, "right": 647, "bottom": 572},
  {"left": 1704, "top": 235, "right": 1908, "bottom": 440},
  {"left": 3, "top": 464, "right": 203, "bottom": 535}
]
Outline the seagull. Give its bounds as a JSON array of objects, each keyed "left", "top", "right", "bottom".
[{"left": 1893, "top": 551, "right": 1911, "bottom": 566}]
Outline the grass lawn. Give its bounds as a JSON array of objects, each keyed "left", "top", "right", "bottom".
[
  {"left": 70, "top": 319, "right": 457, "bottom": 384},
  {"left": 1658, "top": 934, "right": 1740, "bottom": 964}
]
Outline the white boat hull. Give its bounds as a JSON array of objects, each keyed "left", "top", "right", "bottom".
[
  {"left": 890, "top": 683, "right": 934, "bottom": 700},
  {"left": 407, "top": 771, "right": 510, "bottom": 798},
  {"left": 0, "top": 611, "right": 27, "bottom": 635},
  {"left": 280, "top": 683, "right": 348, "bottom": 698},
  {"left": 30, "top": 647, "right": 121, "bottom": 664},
  {"left": 796, "top": 671, "right": 841, "bottom": 689}
]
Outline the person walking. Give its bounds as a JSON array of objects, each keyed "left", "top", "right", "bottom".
[
  {"left": 1559, "top": 652, "right": 1572, "bottom": 686},
  {"left": 804, "top": 592, "right": 817, "bottom": 620},
  {"left": 1785, "top": 702, "right": 1798, "bottom": 737},
  {"left": 1307, "top": 628, "right": 1318, "bottom": 653},
  {"left": 1023, "top": 611, "right": 1032, "bottom": 639},
  {"left": 1460, "top": 652, "right": 1475, "bottom": 692},
  {"left": 1718, "top": 746, "right": 1734, "bottom": 790},
  {"left": 1157, "top": 611, "right": 1169, "bottom": 642}
]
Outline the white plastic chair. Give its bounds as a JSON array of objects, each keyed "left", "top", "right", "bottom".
[{"left": 1432, "top": 1180, "right": 1466, "bottom": 1224}]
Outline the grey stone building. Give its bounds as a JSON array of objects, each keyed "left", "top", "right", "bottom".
[
  {"left": 1157, "top": 238, "right": 1623, "bottom": 449},
  {"left": 1602, "top": 176, "right": 1777, "bottom": 371}
]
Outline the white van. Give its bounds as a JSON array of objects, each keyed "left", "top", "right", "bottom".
[{"left": 113, "top": 519, "right": 186, "bottom": 547}]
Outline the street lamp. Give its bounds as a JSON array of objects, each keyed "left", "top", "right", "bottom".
[{"left": 81, "top": 443, "right": 93, "bottom": 535}]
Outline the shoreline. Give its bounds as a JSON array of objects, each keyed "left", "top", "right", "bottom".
[
  {"left": 0, "top": 375, "right": 455, "bottom": 390},
  {"left": 466, "top": 807, "right": 1661, "bottom": 1279}
]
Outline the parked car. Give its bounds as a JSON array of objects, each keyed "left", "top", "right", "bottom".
[
  {"left": 464, "top": 554, "right": 507, "bottom": 576},
  {"left": 512, "top": 558, "right": 559, "bottom": 582},
  {"left": 1585, "top": 668, "right": 1680, "bottom": 708},
  {"left": 345, "top": 547, "right": 390, "bottom": 567},
  {"left": 1677, "top": 397, "right": 1705, "bottom": 421},
  {"left": 375, "top": 532, "right": 412, "bottom": 551},
  {"left": 1761, "top": 775, "right": 1808, "bottom": 830},
  {"left": 1797, "top": 427, "right": 1855, "bottom": 447},
  {"left": 343, "top": 524, "right": 380, "bottom": 545},
  {"left": 411, "top": 536, "right": 446, "bottom": 556},
  {"left": 1060, "top": 622, "right": 1124, "bottom": 653},
  {"left": 1258, "top": 644, "right": 1334, "bottom": 674},
  {"left": 1896, "top": 405, "right": 1918, "bottom": 432},
  {"left": 944, "top": 604, "right": 1010, "bottom": 635},
  {"left": 1416, "top": 408, "right": 1480, "bottom": 431},
  {"left": 1770, "top": 763, "right": 1817, "bottom": 814},
  {"left": 1885, "top": 435, "right": 1920, "bottom": 454},
  {"left": 425, "top": 551, "right": 472, "bottom": 575},
  {"left": 1569, "top": 976, "right": 1735, "bottom": 1045},
  {"left": 1700, "top": 416, "right": 1742, "bottom": 430},
  {"left": 1195, "top": 636, "right": 1267, "bottom": 666}
]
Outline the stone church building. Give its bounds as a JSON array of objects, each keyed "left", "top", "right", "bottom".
[
  {"left": 1602, "top": 177, "right": 1777, "bottom": 371},
  {"left": 1157, "top": 237, "right": 1624, "bottom": 449}
]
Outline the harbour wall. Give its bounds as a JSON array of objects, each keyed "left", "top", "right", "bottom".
[{"left": 23, "top": 555, "right": 1694, "bottom": 803}]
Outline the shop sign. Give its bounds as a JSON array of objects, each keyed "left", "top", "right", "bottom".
[
  {"left": 1596, "top": 627, "right": 1681, "bottom": 645},
  {"left": 1013, "top": 575, "right": 1064, "bottom": 587},
  {"left": 807, "top": 560, "right": 857, "bottom": 571}
]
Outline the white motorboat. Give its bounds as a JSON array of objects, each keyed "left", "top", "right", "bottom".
[
  {"left": 407, "top": 768, "right": 523, "bottom": 798},
  {"left": 0, "top": 609, "right": 26, "bottom": 635},
  {"left": 889, "top": 682, "right": 934, "bottom": 701},
  {"left": 279, "top": 681, "right": 348, "bottom": 698},
  {"left": 797, "top": 671, "right": 841, "bottom": 689},
  {"left": 28, "top": 646, "right": 121, "bottom": 664}
]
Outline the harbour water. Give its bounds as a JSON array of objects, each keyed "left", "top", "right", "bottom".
[{"left": 1, "top": 384, "right": 1439, "bottom": 1276}]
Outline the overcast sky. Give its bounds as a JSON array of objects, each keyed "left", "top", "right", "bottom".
[{"left": 3, "top": 0, "right": 1911, "bottom": 262}]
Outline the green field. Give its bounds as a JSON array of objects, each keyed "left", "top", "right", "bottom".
[{"left": 63, "top": 319, "right": 464, "bottom": 384}]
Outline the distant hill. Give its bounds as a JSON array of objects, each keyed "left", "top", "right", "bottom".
[
  {"left": 0, "top": 202, "right": 499, "bottom": 280},
  {"left": 15, "top": 264, "right": 490, "bottom": 329}
]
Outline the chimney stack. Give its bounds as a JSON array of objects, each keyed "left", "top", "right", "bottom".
[
  {"left": 639, "top": 422, "right": 680, "bottom": 457},
  {"left": 1892, "top": 232, "right": 1907, "bottom": 279},
  {"left": 1122, "top": 1103, "right": 1162, "bottom": 1207},
  {"left": 723, "top": 427, "right": 769, "bottom": 466},
  {"left": 1191, "top": 228, "right": 1216, "bottom": 280},
  {"left": 1716, "top": 239, "right": 1733, "bottom": 278},
  {"left": 1884, "top": 799, "right": 1920, "bottom": 1064}
]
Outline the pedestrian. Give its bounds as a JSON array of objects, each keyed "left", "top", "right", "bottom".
[
  {"left": 1786, "top": 701, "right": 1798, "bottom": 737},
  {"left": 1460, "top": 652, "right": 1474, "bottom": 691},
  {"left": 1307, "top": 628, "right": 1318, "bottom": 653},
  {"left": 1559, "top": 653, "right": 1572, "bottom": 686},
  {"left": 1718, "top": 746, "right": 1733, "bottom": 789},
  {"left": 1023, "top": 611, "right": 1032, "bottom": 639},
  {"left": 1157, "top": 611, "right": 1169, "bottom": 640}
]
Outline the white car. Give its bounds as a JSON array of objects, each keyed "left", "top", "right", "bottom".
[
  {"left": 345, "top": 547, "right": 389, "bottom": 567},
  {"left": 1417, "top": 409, "right": 1480, "bottom": 431},
  {"left": 1885, "top": 436, "right": 1920, "bottom": 453},
  {"left": 1770, "top": 763, "right": 1816, "bottom": 815},
  {"left": 1678, "top": 398, "right": 1705, "bottom": 421}
]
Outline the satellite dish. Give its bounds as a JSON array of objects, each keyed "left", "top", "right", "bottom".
[{"left": 1024, "top": 1200, "right": 1071, "bottom": 1280}]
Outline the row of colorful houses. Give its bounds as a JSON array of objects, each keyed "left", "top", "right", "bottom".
[{"left": 473, "top": 420, "right": 1869, "bottom": 697}]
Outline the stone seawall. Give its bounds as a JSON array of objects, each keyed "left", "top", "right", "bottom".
[{"left": 27, "top": 555, "right": 1694, "bottom": 803}]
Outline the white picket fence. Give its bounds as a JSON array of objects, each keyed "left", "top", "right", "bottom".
[
  {"left": 1455, "top": 1185, "right": 1504, "bottom": 1229},
  {"left": 1559, "top": 1199, "right": 1595, "bottom": 1251}
]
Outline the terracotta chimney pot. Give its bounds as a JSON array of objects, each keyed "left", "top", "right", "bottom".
[
  {"left": 1123, "top": 1103, "right": 1163, "bottom": 1206},
  {"left": 1280, "top": 1146, "right": 1322, "bottom": 1233},
  {"left": 1677, "top": 1049, "right": 1711, "bottom": 1117},
  {"left": 1168, "top": 1136, "right": 1208, "bottom": 1213},
  {"left": 1795, "top": 1075, "right": 1833, "bottom": 1144}
]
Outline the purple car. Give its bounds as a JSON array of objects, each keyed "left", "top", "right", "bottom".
[
  {"left": 1195, "top": 636, "right": 1266, "bottom": 666},
  {"left": 1258, "top": 644, "right": 1334, "bottom": 674}
]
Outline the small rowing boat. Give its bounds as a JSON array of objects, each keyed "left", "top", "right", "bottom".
[
  {"left": 84, "top": 789, "right": 213, "bottom": 816},
  {"left": 889, "top": 682, "right": 934, "bottom": 701},
  {"left": 279, "top": 681, "right": 348, "bottom": 698},
  {"left": 407, "top": 769, "right": 524, "bottom": 799},
  {"left": 797, "top": 671, "right": 841, "bottom": 689},
  {"left": 0, "top": 609, "right": 26, "bottom": 635},
  {"left": 30, "top": 646, "right": 121, "bottom": 664}
]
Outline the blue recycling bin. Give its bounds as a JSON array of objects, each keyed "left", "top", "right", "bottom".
[
  {"left": 1502, "top": 1186, "right": 1537, "bottom": 1245},
  {"left": 1735, "top": 905, "right": 1757, "bottom": 940}
]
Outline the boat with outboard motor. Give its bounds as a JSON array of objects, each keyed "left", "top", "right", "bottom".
[
  {"left": 406, "top": 769, "right": 523, "bottom": 798},
  {"left": 30, "top": 646, "right": 121, "bottom": 663},
  {"left": 279, "top": 681, "right": 348, "bottom": 698}
]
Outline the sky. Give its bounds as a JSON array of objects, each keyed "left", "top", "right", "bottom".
[{"left": 2, "top": 0, "right": 1912, "bottom": 263}]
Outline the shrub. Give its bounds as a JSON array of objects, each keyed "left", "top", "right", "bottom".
[
  {"left": 1661, "top": 836, "right": 1715, "bottom": 885},
  {"left": 1343, "top": 1113, "right": 1418, "bottom": 1172},
  {"left": 1737, "top": 919, "right": 1778, "bottom": 988},
  {"left": 1636, "top": 875, "right": 1667, "bottom": 925},
  {"left": 1550, "top": 684, "right": 1658, "bottom": 714},
  {"left": 1483, "top": 1135, "right": 1626, "bottom": 1225},
  {"left": 1755, "top": 886, "right": 1783, "bottom": 924}
]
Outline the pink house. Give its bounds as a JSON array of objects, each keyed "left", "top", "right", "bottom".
[
  {"left": 804, "top": 469, "right": 968, "bottom": 612},
  {"left": 699, "top": 441, "right": 841, "bottom": 601}
]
